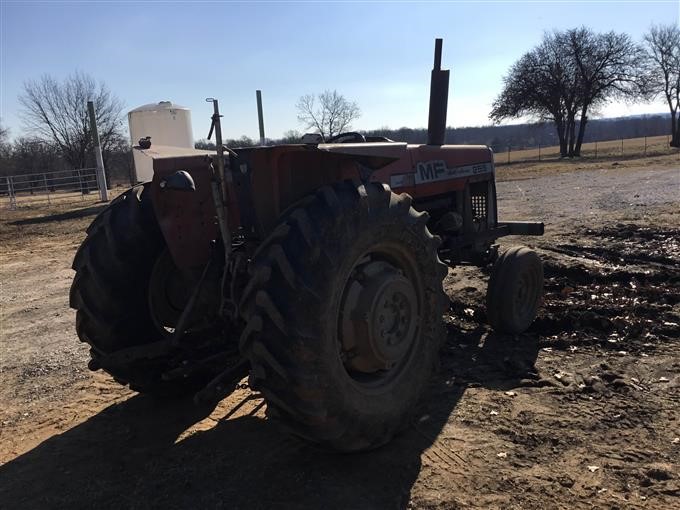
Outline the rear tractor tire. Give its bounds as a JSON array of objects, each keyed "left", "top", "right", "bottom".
[
  {"left": 239, "top": 182, "right": 449, "bottom": 451},
  {"left": 486, "top": 246, "right": 543, "bottom": 334},
  {"left": 69, "top": 184, "right": 214, "bottom": 396}
]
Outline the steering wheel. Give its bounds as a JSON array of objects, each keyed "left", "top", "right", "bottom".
[{"left": 326, "top": 132, "right": 366, "bottom": 143}]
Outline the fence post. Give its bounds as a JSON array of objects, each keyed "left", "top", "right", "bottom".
[
  {"left": 595, "top": 141, "right": 598, "bottom": 159},
  {"left": 538, "top": 143, "right": 541, "bottom": 161},
  {"left": 87, "top": 101, "right": 109, "bottom": 202},
  {"left": 621, "top": 138, "right": 624, "bottom": 156},
  {"left": 507, "top": 145, "right": 510, "bottom": 164},
  {"left": 77, "top": 169, "right": 84, "bottom": 199},
  {"left": 43, "top": 173, "right": 51, "bottom": 205},
  {"left": 644, "top": 136, "right": 647, "bottom": 156},
  {"left": 8, "top": 176, "right": 16, "bottom": 209}
]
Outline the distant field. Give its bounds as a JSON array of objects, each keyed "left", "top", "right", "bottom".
[{"left": 494, "top": 134, "right": 675, "bottom": 165}]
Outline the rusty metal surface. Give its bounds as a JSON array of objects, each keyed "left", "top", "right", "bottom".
[
  {"left": 134, "top": 145, "right": 216, "bottom": 160},
  {"left": 147, "top": 140, "right": 497, "bottom": 265},
  {"left": 242, "top": 145, "right": 365, "bottom": 234},
  {"left": 317, "top": 141, "right": 406, "bottom": 158},
  {"left": 151, "top": 155, "right": 218, "bottom": 268}
]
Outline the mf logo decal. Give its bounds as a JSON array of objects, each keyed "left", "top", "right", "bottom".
[
  {"left": 415, "top": 160, "right": 447, "bottom": 181},
  {"left": 414, "top": 160, "right": 492, "bottom": 185},
  {"left": 389, "top": 160, "right": 493, "bottom": 189}
]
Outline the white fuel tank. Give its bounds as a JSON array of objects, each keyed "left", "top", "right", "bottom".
[{"left": 128, "top": 101, "right": 193, "bottom": 182}]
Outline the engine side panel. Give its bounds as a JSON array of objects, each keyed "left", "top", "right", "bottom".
[{"left": 370, "top": 144, "right": 494, "bottom": 197}]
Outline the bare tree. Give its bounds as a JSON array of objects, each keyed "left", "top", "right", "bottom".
[
  {"left": 643, "top": 24, "right": 680, "bottom": 147},
  {"left": 567, "top": 28, "right": 644, "bottom": 155},
  {"left": 0, "top": 122, "right": 10, "bottom": 159},
  {"left": 194, "top": 139, "right": 216, "bottom": 150},
  {"left": 296, "top": 90, "right": 360, "bottom": 140},
  {"left": 491, "top": 28, "right": 645, "bottom": 157},
  {"left": 19, "top": 72, "right": 125, "bottom": 169},
  {"left": 279, "top": 130, "right": 303, "bottom": 144},
  {"left": 6, "top": 138, "right": 59, "bottom": 189},
  {"left": 102, "top": 132, "right": 134, "bottom": 186},
  {"left": 0, "top": 122, "right": 13, "bottom": 178},
  {"left": 491, "top": 32, "right": 579, "bottom": 157}
]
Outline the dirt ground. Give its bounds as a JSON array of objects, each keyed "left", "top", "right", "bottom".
[{"left": 0, "top": 153, "right": 678, "bottom": 509}]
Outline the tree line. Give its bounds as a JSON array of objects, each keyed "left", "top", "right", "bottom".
[
  {"left": 366, "top": 113, "right": 672, "bottom": 152},
  {"left": 195, "top": 113, "right": 671, "bottom": 154}
]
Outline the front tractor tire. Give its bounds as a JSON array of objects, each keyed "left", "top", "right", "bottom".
[
  {"left": 486, "top": 246, "right": 544, "bottom": 334},
  {"left": 239, "top": 182, "right": 448, "bottom": 451},
  {"left": 69, "top": 184, "right": 211, "bottom": 396}
]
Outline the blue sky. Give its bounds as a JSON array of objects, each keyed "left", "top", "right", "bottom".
[{"left": 1, "top": 1, "right": 678, "bottom": 141}]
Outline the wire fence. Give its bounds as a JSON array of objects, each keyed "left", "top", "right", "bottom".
[
  {"left": 493, "top": 134, "right": 676, "bottom": 165},
  {"left": 0, "top": 168, "right": 104, "bottom": 209}
]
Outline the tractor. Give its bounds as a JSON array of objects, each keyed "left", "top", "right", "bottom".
[{"left": 70, "top": 39, "right": 544, "bottom": 451}]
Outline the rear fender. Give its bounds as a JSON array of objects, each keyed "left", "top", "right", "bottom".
[
  {"left": 150, "top": 155, "right": 220, "bottom": 269},
  {"left": 240, "top": 144, "right": 410, "bottom": 235}
]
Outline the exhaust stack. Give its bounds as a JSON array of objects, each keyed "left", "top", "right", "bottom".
[{"left": 427, "top": 38, "right": 450, "bottom": 145}]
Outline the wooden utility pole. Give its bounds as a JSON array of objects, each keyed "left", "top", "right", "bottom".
[{"left": 87, "top": 100, "right": 109, "bottom": 202}]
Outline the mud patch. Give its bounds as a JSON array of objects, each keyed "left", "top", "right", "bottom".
[{"left": 533, "top": 224, "right": 680, "bottom": 352}]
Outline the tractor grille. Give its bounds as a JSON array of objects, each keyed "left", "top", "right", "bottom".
[{"left": 471, "top": 192, "right": 487, "bottom": 219}]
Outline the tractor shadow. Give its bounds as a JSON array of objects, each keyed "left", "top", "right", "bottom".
[
  {"left": 0, "top": 326, "right": 538, "bottom": 509},
  {"left": 8, "top": 204, "right": 106, "bottom": 226}
]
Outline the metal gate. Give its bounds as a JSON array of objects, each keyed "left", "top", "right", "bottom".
[{"left": 1, "top": 168, "right": 101, "bottom": 209}]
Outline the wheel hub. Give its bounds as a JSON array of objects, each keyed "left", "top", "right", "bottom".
[
  {"left": 148, "top": 250, "right": 190, "bottom": 334},
  {"left": 340, "top": 260, "right": 418, "bottom": 373}
]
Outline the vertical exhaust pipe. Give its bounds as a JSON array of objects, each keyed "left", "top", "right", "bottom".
[{"left": 427, "top": 38, "right": 450, "bottom": 145}]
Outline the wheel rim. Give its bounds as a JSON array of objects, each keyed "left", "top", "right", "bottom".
[
  {"left": 148, "top": 250, "right": 189, "bottom": 335},
  {"left": 337, "top": 248, "right": 422, "bottom": 388}
]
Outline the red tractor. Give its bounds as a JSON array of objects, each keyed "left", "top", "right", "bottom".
[{"left": 70, "top": 39, "right": 543, "bottom": 451}]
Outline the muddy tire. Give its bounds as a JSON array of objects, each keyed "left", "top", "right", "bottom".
[
  {"left": 239, "top": 181, "right": 448, "bottom": 451},
  {"left": 69, "top": 184, "right": 210, "bottom": 396},
  {"left": 486, "top": 246, "right": 543, "bottom": 334}
]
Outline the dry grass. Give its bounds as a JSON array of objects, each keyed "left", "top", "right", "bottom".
[
  {"left": 494, "top": 134, "right": 675, "bottom": 165},
  {"left": 494, "top": 151, "right": 679, "bottom": 182}
]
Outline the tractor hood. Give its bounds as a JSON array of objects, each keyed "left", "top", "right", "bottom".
[
  {"left": 315, "top": 142, "right": 407, "bottom": 170},
  {"left": 317, "top": 142, "right": 407, "bottom": 158}
]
